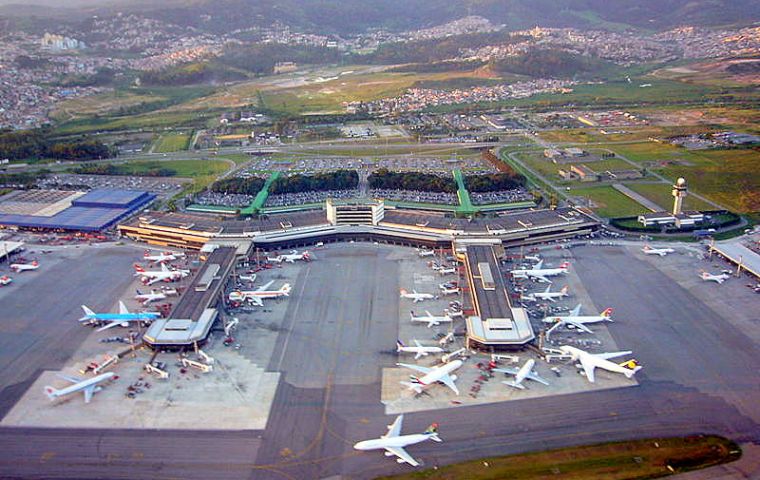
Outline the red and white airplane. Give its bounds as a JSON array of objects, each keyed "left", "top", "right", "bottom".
[
  {"left": 544, "top": 303, "right": 613, "bottom": 337},
  {"left": 134, "top": 263, "right": 190, "bottom": 286},
  {"left": 267, "top": 250, "right": 311, "bottom": 263},
  {"left": 642, "top": 245, "right": 675, "bottom": 256},
  {"left": 10, "top": 260, "right": 39, "bottom": 272},
  {"left": 511, "top": 260, "right": 569, "bottom": 283},
  {"left": 143, "top": 250, "right": 185, "bottom": 264},
  {"left": 228, "top": 280, "right": 292, "bottom": 305},
  {"left": 0, "top": 275, "right": 12, "bottom": 286},
  {"left": 700, "top": 271, "right": 731, "bottom": 284}
]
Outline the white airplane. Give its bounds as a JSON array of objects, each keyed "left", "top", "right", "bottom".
[
  {"left": 439, "top": 286, "right": 460, "bottom": 296},
  {"left": 143, "top": 250, "right": 185, "bottom": 263},
  {"left": 228, "top": 281, "right": 292, "bottom": 305},
  {"left": 239, "top": 273, "right": 256, "bottom": 283},
  {"left": 396, "top": 339, "right": 444, "bottom": 360},
  {"left": 134, "top": 263, "right": 190, "bottom": 286},
  {"left": 559, "top": 345, "right": 642, "bottom": 383},
  {"left": 353, "top": 414, "right": 442, "bottom": 467},
  {"left": 642, "top": 245, "right": 675, "bottom": 256},
  {"left": 544, "top": 304, "right": 613, "bottom": 337},
  {"left": 522, "top": 285, "right": 569, "bottom": 303},
  {"left": 44, "top": 371, "right": 115, "bottom": 403},
  {"left": 0, "top": 275, "right": 12, "bottom": 286},
  {"left": 268, "top": 250, "right": 311, "bottom": 263},
  {"left": 523, "top": 255, "right": 541, "bottom": 262},
  {"left": 438, "top": 266, "right": 457, "bottom": 276},
  {"left": 397, "top": 360, "right": 463, "bottom": 395},
  {"left": 79, "top": 301, "right": 161, "bottom": 332},
  {"left": 700, "top": 271, "right": 731, "bottom": 284},
  {"left": 400, "top": 289, "right": 435, "bottom": 303},
  {"left": 410, "top": 310, "right": 453, "bottom": 328},
  {"left": 511, "top": 260, "right": 570, "bottom": 283},
  {"left": 10, "top": 260, "right": 39, "bottom": 272},
  {"left": 134, "top": 288, "right": 177, "bottom": 306},
  {"left": 418, "top": 249, "right": 435, "bottom": 258},
  {"left": 494, "top": 359, "right": 550, "bottom": 390}
]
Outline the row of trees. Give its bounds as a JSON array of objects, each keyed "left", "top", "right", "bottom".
[
  {"left": 464, "top": 173, "right": 526, "bottom": 193},
  {"left": 368, "top": 168, "right": 456, "bottom": 193},
  {"left": 0, "top": 129, "right": 113, "bottom": 161},
  {"left": 210, "top": 176, "right": 266, "bottom": 195},
  {"left": 269, "top": 170, "right": 358, "bottom": 194},
  {"left": 138, "top": 62, "right": 246, "bottom": 86},
  {"left": 73, "top": 164, "right": 176, "bottom": 177}
]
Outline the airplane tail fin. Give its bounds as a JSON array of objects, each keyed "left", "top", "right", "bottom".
[
  {"left": 560, "top": 261, "right": 570, "bottom": 269},
  {"left": 79, "top": 305, "right": 96, "bottom": 321},
  {"left": 280, "top": 284, "right": 292, "bottom": 295},
  {"left": 44, "top": 386, "right": 59, "bottom": 400},
  {"left": 624, "top": 365, "right": 643, "bottom": 378},
  {"left": 399, "top": 288, "right": 408, "bottom": 296},
  {"left": 601, "top": 307, "right": 613, "bottom": 320},
  {"left": 400, "top": 381, "right": 423, "bottom": 394},
  {"left": 31, "top": 260, "right": 39, "bottom": 266},
  {"left": 396, "top": 340, "right": 404, "bottom": 351},
  {"left": 560, "top": 285, "right": 569, "bottom": 295},
  {"left": 424, "top": 423, "right": 441, "bottom": 441}
]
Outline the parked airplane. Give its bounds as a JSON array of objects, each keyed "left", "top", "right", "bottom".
[
  {"left": 642, "top": 245, "right": 675, "bottom": 256},
  {"left": 44, "top": 371, "right": 115, "bottom": 403},
  {"left": 494, "top": 359, "right": 550, "bottom": 390},
  {"left": 438, "top": 266, "right": 457, "bottom": 276},
  {"left": 559, "top": 345, "right": 642, "bottom": 383},
  {"left": 239, "top": 274, "right": 256, "bottom": 283},
  {"left": 396, "top": 340, "right": 444, "bottom": 360},
  {"left": 522, "top": 285, "right": 569, "bottom": 303},
  {"left": 353, "top": 414, "right": 442, "bottom": 467},
  {"left": 10, "top": 260, "right": 39, "bottom": 272},
  {"left": 544, "top": 304, "right": 613, "bottom": 337},
  {"left": 410, "top": 310, "right": 453, "bottom": 328},
  {"left": 134, "top": 288, "right": 177, "bottom": 306},
  {"left": 418, "top": 249, "right": 435, "bottom": 258},
  {"left": 143, "top": 251, "right": 185, "bottom": 263},
  {"left": 79, "top": 301, "right": 161, "bottom": 332},
  {"left": 0, "top": 275, "right": 11, "bottom": 286},
  {"left": 400, "top": 289, "right": 435, "bottom": 303},
  {"left": 439, "top": 286, "right": 460, "bottom": 296},
  {"left": 511, "top": 260, "right": 570, "bottom": 283},
  {"left": 134, "top": 263, "right": 190, "bottom": 286},
  {"left": 397, "top": 360, "right": 463, "bottom": 395},
  {"left": 700, "top": 271, "right": 731, "bottom": 284},
  {"left": 268, "top": 250, "right": 311, "bottom": 263},
  {"left": 228, "top": 281, "right": 292, "bottom": 305}
]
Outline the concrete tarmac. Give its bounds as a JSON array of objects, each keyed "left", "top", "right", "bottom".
[{"left": 0, "top": 244, "right": 758, "bottom": 479}]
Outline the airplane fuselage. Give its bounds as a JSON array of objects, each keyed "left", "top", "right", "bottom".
[
  {"left": 354, "top": 434, "right": 432, "bottom": 451},
  {"left": 415, "top": 360, "right": 462, "bottom": 387}
]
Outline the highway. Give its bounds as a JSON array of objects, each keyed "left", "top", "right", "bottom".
[{"left": 0, "top": 245, "right": 758, "bottom": 479}]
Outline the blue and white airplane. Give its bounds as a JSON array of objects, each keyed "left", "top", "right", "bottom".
[{"left": 78, "top": 301, "right": 161, "bottom": 332}]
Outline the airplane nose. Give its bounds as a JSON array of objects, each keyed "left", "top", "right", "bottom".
[{"left": 353, "top": 441, "right": 366, "bottom": 450}]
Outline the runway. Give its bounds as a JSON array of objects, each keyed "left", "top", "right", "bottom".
[{"left": 0, "top": 244, "right": 758, "bottom": 479}]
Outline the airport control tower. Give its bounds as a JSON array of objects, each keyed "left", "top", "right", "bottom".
[{"left": 672, "top": 177, "right": 688, "bottom": 215}]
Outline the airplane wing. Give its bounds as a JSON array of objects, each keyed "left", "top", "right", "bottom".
[
  {"left": 531, "top": 274, "right": 551, "bottom": 283},
  {"left": 570, "top": 303, "right": 582, "bottom": 316},
  {"left": 544, "top": 285, "right": 551, "bottom": 293},
  {"left": 256, "top": 280, "right": 275, "bottom": 292},
  {"left": 545, "top": 321, "right": 564, "bottom": 337},
  {"left": 413, "top": 339, "right": 423, "bottom": 348},
  {"left": 145, "top": 276, "right": 162, "bottom": 286},
  {"left": 581, "top": 359, "right": 596, "bottom": 383},
  {"left": 118, "top": 301, "right": 129, "bottom": 315},
  {"left": 384, "top": 414, "right": 403, "bottom": 438},
  {"left": 249, "top": 296, "right": 264, "bottom": 306},
  {"left": 57, "top": 373, "right": 83, "bottom": 384},
  {"left": 96, "top": 321, "right": 122, "bottom": 333},
  {"left": 83, "top": 385, "right": 96, "bottom": 403},
  {"left": 594, "top": 351, "right": 633, "bottom": 361},
  {"left": 493, "top": 367, "right": 520, "bottom": 376},
  {"left": 426, "top": 319, "right": 439, "bottom": 328},
  {"left": 565, "top": 319, "right": 594, "bottom": 334},
  {"left": 439, "top": 374, "right": 460, "bottom": 395},
  {"left": 527, "top": 372, "right": 550, "bottom": 386},
  {"left": 384, "top": 447, "right": 419, "bottom": 467},
  {"left": 535, "top": 260, "right": 544, "bottom": 270},
  {"left": 397, "top": 363, "right": 433, "bottom": 375}
]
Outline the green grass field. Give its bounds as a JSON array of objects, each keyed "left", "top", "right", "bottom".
[
  {"left": 153, "top": 133, "right": 191, "bottom": 153},
  {"left": 570, "top": 185, "right": 649, "bottom": 218},
  {"left": 115, "top": 159, "right": 230, "bottom": 177},
  {"left": 624, "top": 182, "right": 715, "bottom": 211},
  {"left": 379, "top": 435, "right": 740, "bottom": 480}
]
